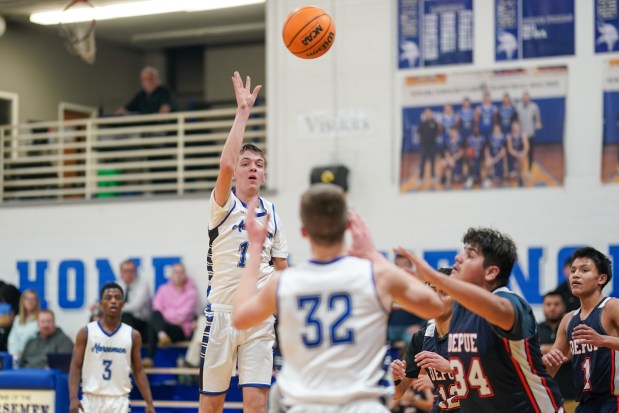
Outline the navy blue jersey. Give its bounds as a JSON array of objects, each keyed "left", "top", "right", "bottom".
[
  {"left": 498, "top": 105, "right": 516, "bottom": 133},
  {"left": 510, "top": 133, "right": 525, "bottom": 152},
  {"left": 448, "top": 287, "right": 564, "bottom": 412},
  {"left": 458, "top": 108, "right": 475, "bottom": 137},
  {"left": 423, "top": 323, "right": 461, "bottom": 412},
  {"left": 477, "top": 104, "right": 497, "bottom": 135},
  {"left": 466, "top": 134, "right": 486, "bottom": 160},
  {"left": 567, "top": 297, "right": 619, "bottom": 403},
  {"left": 489, "top": 133, "right": 506, "bottom": 157},
  {"left": 445, "top": 135, "right": 463, "bottom": 156}
]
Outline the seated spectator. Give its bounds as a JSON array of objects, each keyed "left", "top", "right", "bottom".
[
  {"left": 388, "top": 254, "right": 425, "bottom": 346},
  {"left": 8, "top": 289, "right": 41, "bottom": 364},
  {"left": 118, "top": 259, "right": 151, "bottom": 340},
  {"left": 116, "top": 66, "right": 176, "bottom": 115},
  {"left": 21, "top": 310, "right": 73, "bottom": 368},
  {"left": 143, "top": 263, "right": 197, "bottom": 366},
  {"left": 0, "top": 281, "right": 20, "bottom": 352}
]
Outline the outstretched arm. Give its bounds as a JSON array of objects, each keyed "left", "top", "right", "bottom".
[
  {"left": 233, "top": 198, "right": 278, "bottom": 329},
  {"left": 396, "top": 248, "right": 516, "bottom": 331},
  {"left": 213, "top": 72, "right": 262, "bottom": 207},
  {"left": 542, "top": 313, "right": 571, "bottom": 377},
  {"left": 347, "top": 212, "right": 442, "bottom": 320},
  {"left": 69, "top": 328, "right": 87, "bottom": 413},
  {"left": 131, "top": 330, "right": 155, "bottom": 413}
]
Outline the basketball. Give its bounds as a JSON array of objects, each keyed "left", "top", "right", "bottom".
[
  {"left": 282, "top": 6, "right": 336, "bottom": 59},
  {"left": 466, "top": 147, "right": 475, "bottom": 159}
]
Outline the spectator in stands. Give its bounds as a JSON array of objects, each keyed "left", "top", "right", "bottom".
[
  {"left": 118, "top": 259, "right": 151, "bottom": 340},
  {"left": 8, "top": 289, "right": 40, "bottom": 365},
  {"left": 388, "top": 254, "right": 425, "bottom": 346},
  {"left": 143, "top": 263, "right": 197, "bottom": 366},
  {"left": 21, "top": 310, "right": 73, "bottom": 368},
  {"left": 554, "top": 258, "right": 579, "bottom": 312},
  {"left": 538, "top": 291, "right": 576, "bottom": 411},
  {"left": 116, "top": 66, "right": 176, "bottom": 115},
  {"left": 0, "top": 281, "right": 20, "bottom": 352}
]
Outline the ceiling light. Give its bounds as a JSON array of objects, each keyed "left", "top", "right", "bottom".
[{"left": 30, "top": 0, "right": 265, "bottom": 25}]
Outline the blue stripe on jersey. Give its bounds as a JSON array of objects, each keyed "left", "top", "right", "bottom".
[
  {"left": 308, "top": 256, "right": 347, "bottom": 265},
  {"left": 272, "top": 203, "right": 278, "bottom": 234},
  {"left": 97, "top": 320, "right": 123, "bottom": 337},
  {"left": 212, "top": 201, "right": 236, "bottom": 230}
]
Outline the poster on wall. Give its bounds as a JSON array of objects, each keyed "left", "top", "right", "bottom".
[
  {"left": 400, "top": 66, "right": 567, "bottom": 193},
  {"left": 398, "top": 0, "right": 473, "bottom": 69},
  {"left": 602, "top": 60, "right": 619, "bottom": 183},
  {"left": 495, "top": 0, "right": 575, "bottom": 61},
  {"left": 596, "top": 0, "right": 619, "bottom": 53}
]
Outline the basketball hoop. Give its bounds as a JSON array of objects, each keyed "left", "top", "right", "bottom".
[{"left": 59, "top": 0, "right": 96, "bottom": 64}]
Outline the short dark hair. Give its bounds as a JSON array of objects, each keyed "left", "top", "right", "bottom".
[
  {"left": 462, "top": 227, "right": 518, "bottom": 288},
  {"left": 569, "top": 247, "right": 613, "bottom": 289},
  {"left": 543, "top": 291, "right": 564, "bottom": 302},
  {"left": 438, "top": 267, "right": 453, "bottom": 276},
  {"left": 240, "top": 143, "right": 266, "bottom": 165},
  {"left": 300, "top": 184, "right": 348, "bottom": 246},
  {"left": 100, "top": 282, "right": 124, "bottom": 300}
]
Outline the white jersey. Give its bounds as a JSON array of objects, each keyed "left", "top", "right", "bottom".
[
  {"left": 276, "top": 256, "right": 391, "bottom": 406},
  {"left": 82, "top": 321, "right": 133, "bottom": 396},
  {"left": 207, "top": 190, "right": 287, "bottom": 306}
]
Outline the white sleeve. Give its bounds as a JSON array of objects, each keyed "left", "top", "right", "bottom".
[
  {"left": 271, "top": 212, "right": 288, "bottom": 259},
  {"left": 209, "top": 190, "right": 235, "bottom": 228}
]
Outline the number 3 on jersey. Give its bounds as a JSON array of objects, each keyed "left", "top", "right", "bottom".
[
  {"left": 102, "top": 359, "right": 112, "bottom": 380},
  {"left": 298, "top": 293, "right": 355, "bottom": 348},
  {"left": 450, "top": 357, "right": 493, "bottom": 398}
]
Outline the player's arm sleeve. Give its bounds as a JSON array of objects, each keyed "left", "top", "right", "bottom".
[
  {"left": 405, "top": 328, "right": 426, "bottom": 379},
  {"left": 489, "top": 292, "right": 534, "bottom": 341},
  {"left": 209, "top": 190, "right": 235, "bottom": 228},
  {"left": 270, "top": 211, "right": 288, "bottom": 259}
]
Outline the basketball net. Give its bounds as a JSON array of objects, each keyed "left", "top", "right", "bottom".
[{"left": 59, "top": 0, "right": 96, "bottom": 64}]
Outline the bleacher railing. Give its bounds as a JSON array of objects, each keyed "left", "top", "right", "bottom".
[{"left": 0, "top": 107, "right": 266, "bottom": 202}]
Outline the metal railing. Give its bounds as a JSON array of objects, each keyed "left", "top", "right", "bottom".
[{"left": 0, "top": 107, "right": 266, "bottom": 202}]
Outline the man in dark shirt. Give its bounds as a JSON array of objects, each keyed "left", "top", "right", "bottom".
[
  {"left": 417, "top": 108, "right": 439, "bottom": 184},
  {"left": 21, "top": 310, "right": 73, "bottom": 368},
  {"left": 117, "top": 66, "right": 176, "bottom": 115},
  {"left": 537, "top": 291, "right": 576, "bottom": 412}
]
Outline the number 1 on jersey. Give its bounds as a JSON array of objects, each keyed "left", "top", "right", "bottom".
[
  {"left": 237, "top": 241, "right": 249, "bottom": 268},
  {"left": 582, "top": 357, "right": 592, "bottom": 391}
]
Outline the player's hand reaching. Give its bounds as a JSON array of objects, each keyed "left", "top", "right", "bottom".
[
  {"left": 246, "top": 198, "right": 269, "bottom": 247},
  {"left": 393, "top": 247, "right": 436, "bottom": 283},
  {"left": 391, "top": 359, "right": 407, "bottom": 382},
  {"left": 412, "top": 374, "right": 435, "bottom": 391},
  {"left": 414, "top": 351, "right": 453, "bottom": 374},
  {"left": 542, "top": 348, "right": 568, "bottom": 368},
  {"left": 231, "top": 71, "right": 261, "bottom": 112},
  {"left": 573, "top": 324, "right": 608, "bottom": 348},
  {"left": 348, "top": 211, "right": 382, "bottom": 262}
]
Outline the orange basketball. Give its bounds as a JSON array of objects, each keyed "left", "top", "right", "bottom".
[{"left": 282, "top": 6, "right": 336, "bottom": 59}]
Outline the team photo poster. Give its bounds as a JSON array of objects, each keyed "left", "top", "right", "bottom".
[{"left": 400, "top": 66, "right": 567, "bottom": 193}]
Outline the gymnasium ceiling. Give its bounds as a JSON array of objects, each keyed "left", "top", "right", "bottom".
[{"left": 0, "top": 0, "right": 266, "bottom": 49}]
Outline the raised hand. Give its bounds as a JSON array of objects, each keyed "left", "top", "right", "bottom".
[
  {"left": 231, "top": 71, "right": 262, "bottom": 111},
  {"left": 347, "top": 211, "right": 377, "bottom": 260},
  {"left": 393, "top": 247, "right": 435, "bottom": 282},
  {"left": 391, "top": 359, "right": 407, "bottom": 382},
  {"left": 414, "top": 350, "right": 453, "bottom": 374},
  {"left": 246, "top": 198, "right": 269, "bottom": 247}
]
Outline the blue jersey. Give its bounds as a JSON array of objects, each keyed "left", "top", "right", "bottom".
[
  {"left": 498, "top": 105, "right": 516, "bottom": 133},
  {"left": 445, "top": 135, "right": 463, "bottom": 156},
  {"left": 488, "top": 133, "right": 506, "bottom": 157},
  {"left": 478, "top": 104, "right": 497, "bottom": 135},
  {"left": 567, "top": 297, "right": 619, "bottom": 403},
  {"left": 510, "top": 133, "right": 525, "bottom": 152},
  {"left": 448, "top": 287, "right": 564, "bottom": 413},
  {"left": 466, "top": 135, "right": 485, "bottom": 160},
  {"left": 441, "top": 113, "right": 458, "bottom": 130},
  {"left": 458, "top": 108, "right": 475, "bottom": 137}
]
